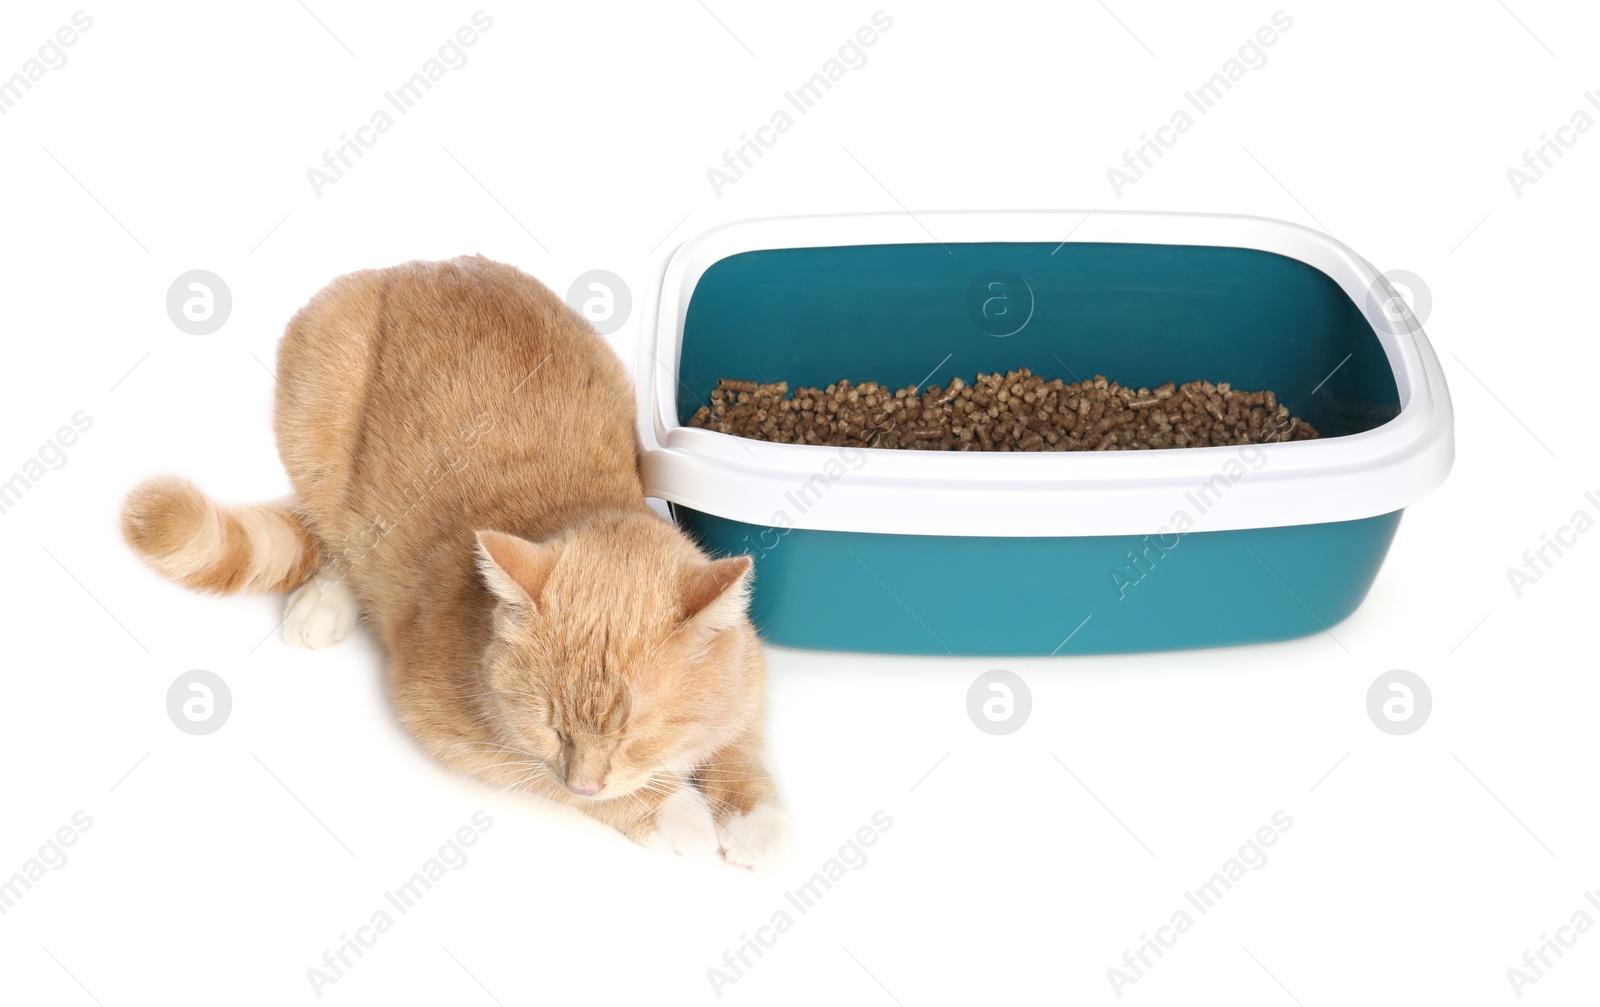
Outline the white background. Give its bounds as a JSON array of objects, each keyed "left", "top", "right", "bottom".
[{"left": 1, "top": 2, "right": 1596, "bottom": 1005}]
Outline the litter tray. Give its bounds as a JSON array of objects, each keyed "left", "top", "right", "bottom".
[{"left": 636, "top": 211, "right": 1453, "bottom": 655}]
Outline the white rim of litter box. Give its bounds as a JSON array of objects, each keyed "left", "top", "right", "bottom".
[{"left": 636, "top": 211, "right": 1453, "bottom": 538}]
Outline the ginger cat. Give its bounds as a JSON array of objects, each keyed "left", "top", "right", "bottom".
[{"left": 121, "top": 256, "right": 787, "bottom": 868}]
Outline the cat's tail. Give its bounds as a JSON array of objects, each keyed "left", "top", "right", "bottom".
[{"left": 120, "top": 476, "right": 323, "bottom": 595}]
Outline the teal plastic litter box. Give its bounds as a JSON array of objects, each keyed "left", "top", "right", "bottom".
[{"left": 636, "top": 211, "right": 1454, "bottom": 656}]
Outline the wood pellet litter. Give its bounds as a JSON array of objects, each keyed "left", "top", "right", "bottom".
[{"left": 686, "top": 370, "right": 1320, "bottom": 450}]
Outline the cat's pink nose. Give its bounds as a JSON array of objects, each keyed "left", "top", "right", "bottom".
[{"left": 567, "top": 783, "right": 601, "bottom": 796}]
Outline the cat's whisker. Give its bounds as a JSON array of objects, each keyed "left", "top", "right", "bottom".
[
  {"left": 480, "top": 759, "right": 545, "bottom": 776},
  {"left": 516, "top": 766, "right": 552, "bottom": 787},
  {"left": 481, "top": 760, "right": 541, "bottom": 773},
  {"left": 662, "top": 765, "right": 761, "bottom": 774},
  {"left": 505, "top": 764, "right": 555, "bottom": 793},
  {"left": 507, "top": 775, "right": 545, "bottom": 795},
  {"left": 483, "top": 768, "right": 545, "bottom": 788},
  {"left": 658, "top": 764, "right": 772, "bottom": 784},
  {"left": 463, "top": 740, "right": 544, "bottom": 758},
  {"left": 687, "top": 787, "right": 743, "bottom": 808},
  {"left": 682, "top": 779, "right": 767, "bottom": 791},
  {"left": 450, "top": 687, "right": 546, "bottom": 703},
  {"left": 463, "top": 740, "right": 533, "bottom": 752},
  {"left": 635, "top": 776, "right": 746, "bottom": 818}
]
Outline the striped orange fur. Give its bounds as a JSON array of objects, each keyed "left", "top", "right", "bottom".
[{"left": 120, "top": 476, "right": 322, "bottom": 595}]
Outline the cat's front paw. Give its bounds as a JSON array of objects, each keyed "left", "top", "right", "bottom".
[
  {"left": 639, "top": 786, "right": 719, "bottom": 859},
  {"left": 717, "top": 802, "right": 791, "bottom": 872}
]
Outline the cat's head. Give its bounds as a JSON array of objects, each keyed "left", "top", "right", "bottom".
[{"left": 473, "top": 515, "right": 760, "bottom": 801}]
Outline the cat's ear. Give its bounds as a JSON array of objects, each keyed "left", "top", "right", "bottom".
[
  {"left": 475, "top": 530, "right": 561, "bottom": 610},
  {"left": 679, "top": 555, "right": 753, "bottom": 632}
]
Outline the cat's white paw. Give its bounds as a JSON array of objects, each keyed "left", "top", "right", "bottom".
[
  {"left": 282, "top": 571, "right": 358, "bottom": 650},
  {"left": 640, "top": 786, "right": 719, "bottom": 858},
  {"left": 718, "top": 802, "right": 792, "bottom": 872}
]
